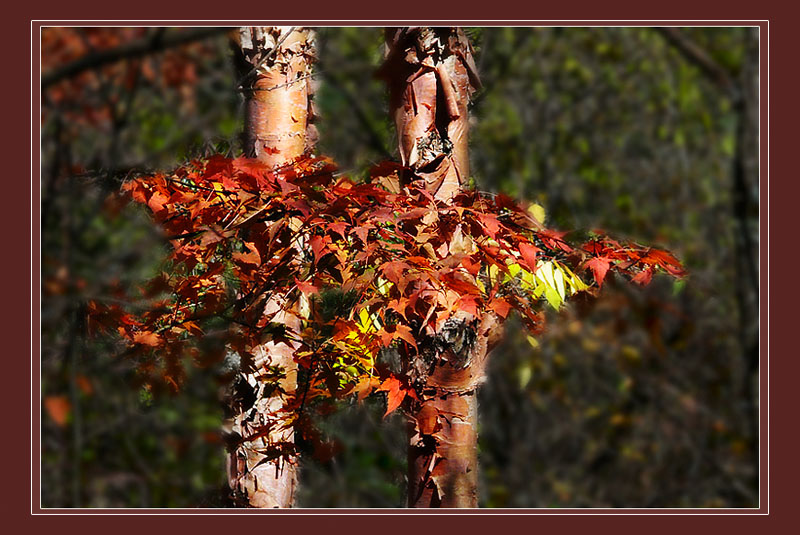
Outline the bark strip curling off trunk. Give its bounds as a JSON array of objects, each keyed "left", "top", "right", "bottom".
[
  {"left": 225, "top": 26, "right": 316, "bottom": 508},
  {"left": 382, "top": 27, "right": 500, "bottom": 508}
]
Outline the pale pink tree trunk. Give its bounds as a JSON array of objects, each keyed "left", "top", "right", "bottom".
[
  {"left": 383, "top": 26, "right": 501, "bottom": 508},
  {"left": 225, "top": 26, "right": 316, "bottom": 508}
]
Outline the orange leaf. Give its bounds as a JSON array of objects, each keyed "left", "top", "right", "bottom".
[
  {"left": 392, "top": 324, "right": 418, "bottom": 351},
  {"left": 133, "top": 331, "right": 162, "bottom": 347},
  {"left": 44, "top": 396, "right": 71, "bottom": 427},
  {"left": 377, "top": 376, "right": 407, "bottom": 417},
  {"left": 75, "top": 375, "right": 93, "bottom": 396},
  {"left": 295, "top": 277, "right": 318, "bottom": 296},
  {"left": 232, "top": 242, "right": 261, "bottom": 267},
  {"left": 488, "top": 297, "right": 512, "bottom": 319}
]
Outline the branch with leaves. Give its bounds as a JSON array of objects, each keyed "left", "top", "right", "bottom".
[{"left": 88, "top": 152, "right": 685, "bottom": 465}]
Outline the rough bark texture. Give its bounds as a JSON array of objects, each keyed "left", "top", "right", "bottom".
[
  {"left": 383, "top": 27, "right": 480, "bottom": 203},
  {"left": 225, "top": 26, "right": 316, "bottom": 508},
  {"left": 383, "top": 27, "right": 495, "bottom": 508},
  {"left": 407, "top": 310, "right": 502, "bottom": 507}
]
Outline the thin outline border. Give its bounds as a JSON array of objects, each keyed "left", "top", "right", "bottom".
[{"left": 32, "top": 19, "right": 768, "bottom": 516}]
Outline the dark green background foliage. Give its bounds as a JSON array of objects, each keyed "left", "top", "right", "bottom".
[{"left": 40, "top": 26, "right": 759, "bottom": 508}]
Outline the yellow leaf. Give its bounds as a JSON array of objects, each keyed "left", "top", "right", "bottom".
[
  {"left": 488, "top": 264, "right": 500, "bottom": 286},
  {"left": 545, "top": 286, "right": 562, "bottom": 309},
  {"left": 476, "top": 278, "right": 486, "bottom": 294},
  {"left": 553, "top": 263, "right": 566, "bottom": 301},
  {"left": 527, "top": 203, "right": 546, "bottom": 224}
]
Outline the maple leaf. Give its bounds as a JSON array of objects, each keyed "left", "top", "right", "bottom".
[
  {"left": 232, "top": 242, "right": 261, "bottom": 267},
  {"left": 391, "top": 324, "right": 418, "bottom": 350},
  {"left": 584, "top": 256, "right": 612, "bottom": 288},
  {"left": 351, "top": 224, "right": 372, "bottom": 245},
  {"left": 309, "top": 235, "right": 330, "bottom": 263},
  {"left": 133, "top": 331, "right": 163, "bottom": 347},
  {"left": 326, "top": 221, "right": 350, "bottom": 241},
  {"left": 645, "top": 248, "right": 686, "bottom": 276},
  {"left": 456, "top": 295, "right": 480, "bottom": 316},
  {"left": 377, "top": 376, "right": 407, "bottom": 417},
  {"left": 381, "top": 261, "right": 408, "bottom": 285},
  {"left": 476, "top": 213, "right": 501, "bottom": 239},
  {"left": 632, "top": 266, "right": 655, "bottom": 286},
  {"left": 147, "top": 191, "right": 169, "bottom": 215},
  {"left": 488, "top": 297, "right": 512, "bottom": 319},
  {"left": 295, "top": 277, "right": 318, "bottom": 296},
  {"left": 518, "top": 241, "right": 540, "bottom": 271},
  {"left": 539, "top": 229, "right": 572, "bottom": 252}
]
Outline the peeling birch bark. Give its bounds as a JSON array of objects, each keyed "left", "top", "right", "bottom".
[
  {"left": 383, "top": 27, "right": 480, "bottom": 203},
  {"left": 383, "top": 27, "right": 498, "bottom": 508},
  {"left": 225, "top": 26, "right": 316, "bottom": 508}
]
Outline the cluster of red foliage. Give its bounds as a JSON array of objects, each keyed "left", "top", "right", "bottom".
[{"left": 88, "top": 153, "right": 684, "bottom": 455}]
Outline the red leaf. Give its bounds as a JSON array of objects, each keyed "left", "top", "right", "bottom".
[
  {"left": 326, "top": 221, "right": 350, "bottom": 241},
  {"left": 539, "top": 229, "right": 572, "bottom": 252},
  {"left": 456, "top": 295, "right": 480, "bottom": 316},
  {"left": 477, "top": 213, "right": 501, "bottom": 239},
  {"left": 295, "top": 277, "right": 318, "bottom": 295},
  {"left": 645, "top": 249, "right": 685, "bottom": 276},
  {"left": 352, "top": 225, "right": 372, "bottom": 245},
  {"left": 147, "top": 191, "right": 169, "bottom": 215},
  {"left": 519, "top": 241, "right": 540, "bottom": 271},
  {"left": 584, "top": 256, "right": 612, "bottom": 288},
  {"left": 632, "top": 267, "right": 654, "bottom": 286},
  {"left": 309, "top": 235, "right": 330, "bottom": 263},
  {"left": 460, "top": 255, "right": 481, "bottom": 276}
]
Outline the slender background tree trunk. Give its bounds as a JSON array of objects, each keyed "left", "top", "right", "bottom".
[
  {"left": 225, "top": 26, "right": 316, "bottom": 508},
  {"left": 383, "top": 26, "right": 500, "bottom": 508},
  {"left": 656, "top": 25, "right": 760, "bottom": 491}
]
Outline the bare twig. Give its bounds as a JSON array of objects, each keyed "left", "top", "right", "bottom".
[
  {"left": 654, "top": 27, "right": 740, "bottom": 101},
  {"left": 235, "top": 27, "right": 296, "bottom": 90},
  {"left": 42, "top": 27, "right": 230, "bottom": 90}
]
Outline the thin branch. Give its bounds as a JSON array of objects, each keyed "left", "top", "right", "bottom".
[
  {"left": 42, "top": 27, "right": 231, "bottom": 90},
  {"left": 654, "top": 27, "right": 740, "bottom": 101}
]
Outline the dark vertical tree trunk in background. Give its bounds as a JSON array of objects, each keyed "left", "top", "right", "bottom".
[
  {"left": 656, "top": 25, "right": 760, "bottom": 492},
  {"left": 382, "top": 27, "right": 500, "bottom": 508},
  {"left": 732, "top": 26, "right": 760, "bottom": 489},
  {"left": 226, "top": 26, "right": 316, "bottom": 508}
]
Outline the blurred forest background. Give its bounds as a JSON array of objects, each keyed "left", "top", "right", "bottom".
[{"left": 39, "top": 26, "right": 760, "bottom": 508}]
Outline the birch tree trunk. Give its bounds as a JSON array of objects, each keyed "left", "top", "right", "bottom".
[
  {"left": 225, "top": 26, "right": 316, "bottom": 508},
  {"left": 382, "top": 26, "right": 500, "bottom": 508}
]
